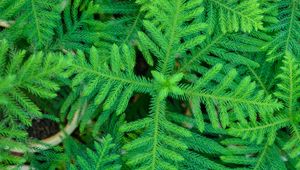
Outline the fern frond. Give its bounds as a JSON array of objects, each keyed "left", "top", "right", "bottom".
[
  {"left": 95, "top": 0, "right": 142, "bottom": 46},
  {"left": 181, "top": 64, "right": 281, "bottom": 130},
  {"left": 178, "top": 31, "right": 268, "bottom": 74},
  {"left": 264, "top": 0, "right": 300, "bottom": 61},
  {"left": 179, "top": 132, "right": 230, "bottom": 170},
  {"left": 245, "top": 55, "right": 276, "bottom": 94},
  {"left": 0, "top": 0, "right": 25, "bottom": 20},
  {"left": 51, "top": 0, "right": 100, "bottom": 52},
  {"left": 0, "top": 39, "right": 70, "bottom": 126},
  {"left": 205, "top": 0, "right": 264, "bottom": 33},
  {"left": 274, "top": 53, "right": 300, "bottom": 168},
  {"left": 138, "top": 0, "right": 207, "bottom": 75},
  {"left": 120, "top": 95, "right": 191, "bottom": 170},
  {"left": 166, "top": 112, "right": 239, "bottom": 170},
  {"left": 97, "top": 0, "right": 138, "bottom": 14},
  {"left": 24, "top": 0, "right": 61, "bottom": 49},
  {"left": 221, "top": 138, "right": 287, "bottom": 170},
  {"left": 29, "top": 145, "right": 67, "bottom": 169},
  {"left": 228, "top": 53, "right": 300, "bottom": 167},
  {"left": 96, "top": 13, "right": 143, "bottom": 55},
  {"left": 0, "top": 123, "right": 27, "bottom": 167},
  {"left": 72, "top": 135, "right": 121, "bottom": 170},
  {"left": 275, "top": 53, "right": 300, "bottom": 111},
  {"left": 228, "top": 114, "right": 289, "bottom": 144},
  {"left": 0, "top": 0, "right": 61, "bottom": 49},
  {"left": 176, "top": 0, "right": 274, "bottom": 76},
  {"left": 68, "top": 45, "right": 153, "bottom": 132}
]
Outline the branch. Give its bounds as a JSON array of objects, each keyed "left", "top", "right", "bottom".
[{"left": 0, "top": 20, "right": 14, "bottom": 28}]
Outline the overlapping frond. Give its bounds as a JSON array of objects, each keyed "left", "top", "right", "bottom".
[
  {"left": 120, "top": 95, "right": 191, "bottom": 170},
  {"left": 205, "top": 0, "right": 265, "bottom": 33},
  {"left": 137, "top": 0, "right": 207, "bottom": 75},
  {"left": 65, "top": 45, "right": 153, "bottom": 132},
  {"left": 177, "top": 31, "right": 269, "bottom": 74},
  {"left": 24, "top": 0, "right": 61, "bottom": 49},
  {"left": 0, "top": 0, "right": 61, "bottom": 49},
  {"left": 0, "top": 40, "right": 67, "bottom": 167},
  {"left": 275, "top": 53, "right": 300, "bottom": 110},
  {"left": 275, "top": 53, "right": 300, "bottom": 168},
  {"left": 179, "top": 131, "right": 230, "bottom": 170},
  {"left": 228, "top": 114, "right": 289, "bottom": 144},
  {"left": 0, "top": 123, "right": 27, "bottom": 168},
  {"left": 180, "top": 64, "right": 281, "bottom": 131},
  {"left": 71, "top": 135, "right": 121, "bottom": 170},
  {"left": 227, "top": 53, "right": 300, "bottom": 167},
  {"left": 167, "top": 112, "right": 239, "bottom": 170},
  {"left": 264, "top": 0, "right": 300, "bottom": 61},
  {"left": 221, "top": 138, "right": 287, "bottom": 170},
  {"left": 0, "top": 0, "right": 25, "bottom": 20},
  {"left": 0, "top": 39, "right": 70, "bottom": 126},
  {"left": 51, "top": 0, "right": 100, "bottom": 52},
  {"left": 95, "top": 1, "right": 142, "bottom": 49}
]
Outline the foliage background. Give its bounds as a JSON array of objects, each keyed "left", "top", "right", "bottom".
[{"left": 0, "top": 0, "right": 299, "bottom": 169}]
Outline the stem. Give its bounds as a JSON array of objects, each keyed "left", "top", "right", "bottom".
[
  {"left": 11, "top": 102, "right": 87, "bottom": 153},
  {"left": 0, "top": 20, "right": 14, "bottom": 28}
]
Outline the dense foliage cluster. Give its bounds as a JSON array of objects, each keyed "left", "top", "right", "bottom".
[{"left": 0, "top": 0, "right": 299, "bottom": 169}]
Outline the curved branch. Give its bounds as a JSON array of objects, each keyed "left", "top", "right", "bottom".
[{"left": 11, "top": 102, "right": 87, "bottom": 153}]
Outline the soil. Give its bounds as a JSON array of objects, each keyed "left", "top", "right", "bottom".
[{"left": 27, "top": 119, "right": 60, "bottom": 140}]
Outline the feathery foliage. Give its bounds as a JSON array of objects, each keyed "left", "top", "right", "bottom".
[
  {"left": 228, "top": 53, "right": 300, "bottom": 168},
  {"left": 0, "top": 39, "right": 69, "bottom": 125},
  {"left": 64, "top": 44, "right": 152, "bottom": 133},
  {"left": 264, "top": 0, "right": 300, "bottom": 61},
  {"left": 0, "top": 0, "right": 299, "bottom": 169},
  {"left": 205, "top": 0, "right": 264, "bottom": 33},
  {"left": 0, "top": 0, "right": 61, "bottom": 49},
  {"left": 70, "top": 135, "right": 121, "bottom": 170},
  {"left": 221, "top": 138, "right": 287, "bottom": 170}
]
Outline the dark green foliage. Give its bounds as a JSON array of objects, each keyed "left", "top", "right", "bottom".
[
  {"left": 70, "top": 135, "right": 121, "bottom": 170},
  {"left": 221, "top": 138, "right": 287, "bottom": 170},
  {"left": 264, "top": 0, "right": 300, "bottom": 61},
  {"left": 50, "top": 0, "right": 100, "bottom": 52},
  {"left": 0, "top": 39, "right": 69, "bottom": 126},
  {"left": 228, "top": 53, "right": 300, "bottom": 168},
  {"left": 0, "top": 0, "right": 299, "bottom": 169},
  {"left": 0, "top": 0, "right": 61, "bottom": 49},
  {"left": 205, "top": 0, "right": 265, "bottom": 33},
  {"left": 0, "top": 123, "right": 27, "bottom": 167}
]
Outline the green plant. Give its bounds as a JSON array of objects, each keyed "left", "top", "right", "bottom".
[{"left": 0, "top": 0, "right": 299, "bottom": 169}]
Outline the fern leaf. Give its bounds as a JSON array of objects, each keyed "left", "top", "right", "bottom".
[
  {"left": 274, "top": 53, "right": 300, "bottom": 167},
  {"left": 138, "top": 0, "right": 207, "bottom": 75},
  {"left": 0, "top": 39, "right": 69, "bottom": 126},
  {"left": 72, "top": 135, "right": 121, "bottom": 170},
  {"left": 0, "top": 0, "right": 26, "bottom": 20},
  {"left": 228, "top": 114, "right": 289, "bottom": 144},
  {"left": 221, "top": 138, "right": 287, "bottom": 170},
  {"left": 228, "top": 53, "right": 300, "bottom": 167},
  {"left": 181, "top": 64, "right": 281, "bottom": 130},
  {"left": 264, "top": 0, "right": 300, "bottom": 61},
  {"left": 24, "top": 0, "right": 60, "bottom": 49},
  {"left": 177, "top": 31, "right": 269, "bottom": 75},
  {"left": 0, "top": 122, "right": 27, "bottom": 167},
  {"left": 68, "top": 46, "right": 153, "bottom": 132},
  {"left": 206, "top": 0, "right": 264, "bottom": 33},
  {"left": 121, "top": 95, "right": 191, "bottom": 170},
  {"left": 51, "top": 0, "right": 100, "bottom": 52}
]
